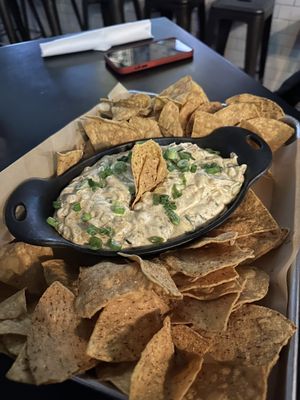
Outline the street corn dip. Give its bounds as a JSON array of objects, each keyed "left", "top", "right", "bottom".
[{"left": 48, "top": 142, "right": 246, "bottom": 251}]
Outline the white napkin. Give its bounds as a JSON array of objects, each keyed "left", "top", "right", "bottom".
[{"left": 40, "top": 19, "right": 152, "bottom": 58}]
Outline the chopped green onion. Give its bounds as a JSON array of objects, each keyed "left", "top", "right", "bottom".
[
  {"left": 86, "top": 225, "right": 98, "bottom": 236},
  {"left": 172, "top": 184, "right": 182, "bottom": 199},
  {"left": 169, "top": 201, "right": 177, "bottom": 210},
  {"left": 177, "top": 159, "right": 190, "bottom": 172},
  {"left": 107, "top": 238, "right": 122, "bottom": 251},
  {"left": 82, "top": 212, "right": 92, "bottom": 222},
  {"left": 52, "top": 200, "right": 61, "bottom": 209},
  {"left": 159, "top": 194, "right": 170, "bottom": 205},
  {"left": 180, "top": 173, "right": 187, "bottom": 186},
  {"left": 117, "top": 151, "right": 132, "bottom": 163},
  {"left": 112, "top": 161, "right": 127, "bottom": 174},
  {"left": 99, "top": 166, "right": 113, "bottom": 179},
  {"left": 88, "top": 178, "right": 101, "bottom": 191},
  {"left": 205, "top": 148, "right": 221, "bottom": 155},
  {"left": 98, "top": 226, "right": 115, "bottom": 237},
  {"left": 72, "top": 202, "right": 81, "bottom": 212},
  {"left": 128, "top": 185, "right": 135, "bottom": 196},
  {"left": 88, "top": 236, "right": 102, "bottom": 250},
  {"left": 164, "top": 148, "right": 178, "bottom": 161},
  {"left": 98, "top": 178, "right": 107, "bottom": 188},
  {"left": 153, "top": 193, "right": 161, "bottom": 205},
  {"left": 190, "top": 164, "right": 197, "bottom": 173},
  {"left": 111, "top": 202, "right": 125, "bottom": 215},
  {"left": 164, "top": 207, "right": 180, "bottom": 225},
  {"left": 202, "top": 163, "right": 223, "bottom": 174},
  {"left": 46, "top": 216, "right": 59, "bottom": 229},
  {"left": 167, "top": 160, "right": 177, "bottom": 172},
  {"left": 148, "top": 236, "right": 165, "bottom": 244},
  {"left": 179, "top": 151, "right": 194, "bottom": 160}
]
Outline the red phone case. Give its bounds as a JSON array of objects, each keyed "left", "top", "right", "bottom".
[{"left": 105, "top": 38, "right": 193, "bottom": 75}]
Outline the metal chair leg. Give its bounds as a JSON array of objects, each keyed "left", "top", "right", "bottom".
[
  {"left": 0, "top": 0, "right": 18, "bottom": 43},
  {"left": 9, "top": 0, "right": 30, "bottom": 41},
  {"left": 41, "top": 0, "right": 61, "bottom": 36},
  {"left": 259, "top": 14, "right": 272, "bottom": 82},
  {"left": 197, "top": 0, "right": 206, "bottom": 41},
  {"left": 27, "top": 0, "right": 47, "bottom": 37},
  {"left": 245, "top": 15, "right": 264, "bottom": 77},
  {"left": 133, "top": 0, "right": 142, "bottom": 19},
  {"left": 71, "top": 0, "right": 84, "bottom": 30}
]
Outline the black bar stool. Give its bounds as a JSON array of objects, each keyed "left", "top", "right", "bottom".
[
  {"left": 144, "top": 0, "right": 206, "bottom": 40},
  {"left": 206, "top": 0, "right": 274, "bottom": 81},
  {"left": 0, "top": 0, "right": 33, "bottom": 43},
  {"left": 0, "top": 0, "right": 18, "bottom": 43},
  {"left": 82, "top": 0, "right": 143, "bottom": 30}
]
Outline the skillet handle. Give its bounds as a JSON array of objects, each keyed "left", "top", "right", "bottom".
[
  {"left": 197, "top": 127, "right": 273, "bottom": 184},
  {"left": 5, "top": 178, "right": 65, "bottom": 246}
]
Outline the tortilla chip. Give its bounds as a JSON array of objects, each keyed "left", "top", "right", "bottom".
[
  {"left": 226, "top": 93, "right": 285, "bottom": 119},
  {"left": 0, "top": 315, "right": 31, "bottom": 336},
  {"left": 158, "top": 101, "right": 184, "bottom": 136},
  {"left": 211, "top": 189, "right": 279, "bottom": 238},
  {"left": 185, "top": 362, "right": 268, "bottom": 400},
  {"left": 42, "top": 259, "right": 78, "bottom": 294},
  {"left": 0, "top": 242, "right": 52, "bottom": 295},
  {"left": 198, "top": 101, "right": 224, "bottom": 114},
  {"left": 129, "top": 317, "right": 174, "bottom": 400},
  {"left": 0, "top": 289, "right": 26, "bottom": 320},
  {"left": 82, "top": 116, "right": 142, "bottom": 151},
  {"left": 165, "top": 350, "right": 203, "bottom": 400},
  {"left": 160, "top": 243, "right": 253, "bottom": 278},
  {"left": 87, "top": 290, "right": 169, "bottom": 362},
  {"left": 75, "top": 261, "right": 151, "bottom": 318},
  {"left": 171, "top": 325, "right": 212, "bottom": 355},
  {"left": 0, "top": 282, "right": 18, "bottom": 303},
  {"left": 158, "top": 76, "right": 209, "bottom": 106},
  {"left": 128, "top": 116, "right": 162, "bottom": 138},
  {"left": 238, "top": 118, "right": 294, "bottom": 152},
  {"left": 185, "top": 102, "right": 223, "bottom": 135},
  {"left": 191, "top": 110, "right": 224, "bottom": 137},
  {"left": 209, "top": 304, "right": 296, "bottom": 367},
  {"left": 131, "top": 140, "right": 167, "bottom": 206},
  {"left": 176, "top": 266, "right": 238, "bottom": 292},
  {"left": 179, "top": 95, "right": 204, "bottom": 132},
  {"left": 56, "top": 149, "right": 83, "bottom": 176},
  {"left": 172, "top": 293, "right": 240, "bottom": 333},
  {"left": 27, "top": 282, "right": 95, "bottom": 384},
  {"left": 96, "top": 362, "right": 135, "bottom": 395},
  {"left": 234, "top": 266, "right": 269, "bottom": 309},
  {"left": 184, "top": 278, "right": 242, "bottom": 301},
  {"left": 82, "top": 139, "right": 95, "bottom": 158},
  {"left": 184, "top": 231, "right": 238, "bottom": 249},
  {"left": 111, "top": 93, "right": 152, "bottom": 120},
  {"left": 215, "top": 103, "right": 259, "bottom": 125},
  {"left": 6, "top": 344, "right": 35, "bottom": 384},
  {"left": 2, "top": 334, "right": 26, "bottom": 356},
  {"left": 237, "top": 228, "right": 289, "bottom": 261},
  {"left": 120, "top": 254, "right": 182, "bottom": 298}
]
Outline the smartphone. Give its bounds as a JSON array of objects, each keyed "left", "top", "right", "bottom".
[{"left": 104, "top": 38, "right": 193, "bottom": 75}]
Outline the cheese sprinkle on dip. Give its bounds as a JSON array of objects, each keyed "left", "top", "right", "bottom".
[{"left": 49, "top": 143, "right": 246, "bottom": 250}]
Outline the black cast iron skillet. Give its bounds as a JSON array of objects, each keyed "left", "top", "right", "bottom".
[{"left": 5, "top": 127, "right": 272, "bottom": 257}]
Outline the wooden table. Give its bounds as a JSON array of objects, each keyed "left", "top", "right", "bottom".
[{"left": 0, "top": 17, "right": 299, "bottom": 400}]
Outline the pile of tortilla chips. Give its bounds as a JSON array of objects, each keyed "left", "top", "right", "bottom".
[
  {"left": 0, "top": 77, "right": 297, "bottom": 399},
  {"left": 55, "top": 75, "right": 295, "bottom": 175},
  {"left": 0, "top": 190, "right": 296, "bottom": 398}
]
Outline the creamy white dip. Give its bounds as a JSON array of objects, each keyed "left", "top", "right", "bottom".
[{"left": 49, "top": 143, "right": 246, "bottom": 250}]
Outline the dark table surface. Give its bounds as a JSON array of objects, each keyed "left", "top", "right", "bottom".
[{"left": 0, "top": 17, "right": 299, "bottom": 399}]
